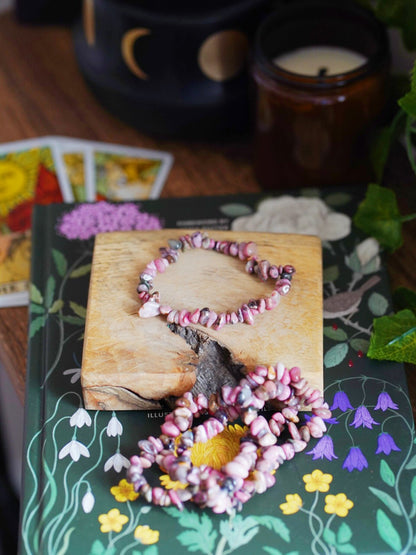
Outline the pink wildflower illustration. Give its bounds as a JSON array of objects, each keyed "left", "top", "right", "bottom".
[{"left": 56, "top": 202, "right": 163, "bottom": 240}]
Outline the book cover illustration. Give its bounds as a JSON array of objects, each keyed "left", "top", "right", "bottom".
[{"left": 20, "top": 193, "right": 416, "bottom": 555}]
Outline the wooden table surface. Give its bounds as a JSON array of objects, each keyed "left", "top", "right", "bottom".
[{"left": 0, "top": 12, "right": 415, "bottom": 419}]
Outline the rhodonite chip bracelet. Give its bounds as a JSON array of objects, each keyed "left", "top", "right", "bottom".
[
  {"left": 127, "top": 362, "right": 332, "bottom": 514},
  {"left": 137, "top": 231, "right": 295, "bottom": 329}
]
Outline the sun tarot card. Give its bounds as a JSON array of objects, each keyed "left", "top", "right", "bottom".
[{"left": 0, "top": 137, "right": 70, "bottom": 306}]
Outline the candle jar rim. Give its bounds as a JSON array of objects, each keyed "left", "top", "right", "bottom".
[{"left": 253, "top": 0, "right": 390, "bottom": 90}]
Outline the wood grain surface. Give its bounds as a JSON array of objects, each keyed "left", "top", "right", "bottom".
[
  {"left": 0, "top": 12, "right": 414, "bottom": 420},
  {"left": 82, "top": 230, "right": 322, "bottom": 409}
]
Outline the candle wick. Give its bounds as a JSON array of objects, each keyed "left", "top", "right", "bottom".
[{"left": 318, "top": 67, "right": 328, "bottom": 77}]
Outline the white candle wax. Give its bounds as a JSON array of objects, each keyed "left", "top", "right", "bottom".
[{"left": 273, "top": 45, "right": 367, "bottom": 76}]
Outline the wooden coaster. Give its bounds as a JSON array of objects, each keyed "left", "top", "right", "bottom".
[{"left": 81, "top": 229, "right": 323, "bottom": 410}]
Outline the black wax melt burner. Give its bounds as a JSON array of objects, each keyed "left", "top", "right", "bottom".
[{"left": 73, "top": 0, "right": 270, "bottom": 138}]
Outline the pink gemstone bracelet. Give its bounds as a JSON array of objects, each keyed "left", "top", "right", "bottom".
[
  {"left": 137, "top": 232, "right": 295, "bottom": 330},
  {"left": 127, "top": 362, "right": 331, "bottom": 514}
]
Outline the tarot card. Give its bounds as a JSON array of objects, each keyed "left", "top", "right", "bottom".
[
  {"left": 0, "top": 137, "right": 69, "bottom": 306},
  {"left": 51, "top": 136, "right": 90, "bottom": 202},
  {"left": 88, "top": 142, "right": 173, "bottom": 201}
]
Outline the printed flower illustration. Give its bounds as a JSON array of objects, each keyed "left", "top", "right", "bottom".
[
  {"left": 331, "top": 391, "right": 353, "bottom": 411},
  {"left": 104, "top": 452, "right": 130, "bottom": 473},
  {"left": 231, "top": 196, "right": 351, "bottom": 241},
  {"left": 56, "top": 201, "right": 162, "bottom": 240},
  {"left": 306, "top": 435, "right": 338, "bottom": 461},
  {"left": 82, "top": 490, "right": 95, "bottom": 513},
  {"left": 324, "top": 493, "right": 354, "bottom": 517},
  {"left": 375, "top": 432, "right": 401, "bottom": 455},
  {"left": 63, "top": 367, "right": 81, "bottom": 384},
  {"left": 160, "top": 424, "right": 247, "bottom": 489},
  {"left": 350, "top": 406, "right": 379, "bottom": 429},
  {"left": 134, "top": 525, "right": 160, "bottom": 545},
  {"left": 345, "top": 237, "right": 381, "bottom": 274},
  {"left": 107, "top": 414, "right": 123, "bottom": 437},
  {"left": 98, "top": 508, "right": 129, "bottom": 533},
  {"left": 69, "top": 408, "right": 92, "bottom": 428},
  {"left": 279, "top": 493, "right": 303, "bottom": 515},
  {"left": 111, "top": 479, "right": 139, "bottom": 502},
  {"left": 374, "top": 391, "right": 399, "bottom": 411},
  {"left": 303, "top": 469, "right": 333, "bottom": 493},
  {"left": 342, "top": 446, "right": 368, "bottom": 472},
  {"left": 58, "top": 439, "right": 90, "bottom": 462}
]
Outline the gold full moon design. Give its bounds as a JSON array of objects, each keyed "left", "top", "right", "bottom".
[
  {"left": 198, "top": 30, "right": 248, "bottom": 82},
  {"left": 121, "top": 28, "right": 151, "bottom": 80}
]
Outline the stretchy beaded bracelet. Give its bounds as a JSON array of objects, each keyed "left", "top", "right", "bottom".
[
  {"left": 127, "top": 362, "right": 331, "bottom": 514},
  {"left": 137, "top": 232, "right": 295, "bottom": 330}
]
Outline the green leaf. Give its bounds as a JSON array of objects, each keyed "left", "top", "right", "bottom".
[
  {"left": 370, "top": 125, "right": 395, "bottom": 183},
  {"left": 253, "top": 515, "right": 291, "bottom": 542},
  {"left": 393, "top": 286, "right": 416, "bottom": 314},
  {"left": 401, "top": 2, "right": 416, "bottom": 51},
  {"left": 29, "top": 315, "right": 46, "bottom": 339},
  {"left": 337, "top": 522, "right": 353, "bottom": 544},
  {"left": 370, "top": 487, "right": 401, "bottom": 516},
  {"left": 29, "top": 283, "right": 43, "bottom": 305},
  {"left": 322, "top": 528, "right": 336, "bottom": 546},
  {"left": 220, "top": 203, "right": 253, "bottom": 217},
  {"left": 60, "top": 315, "right": 85, "bottom": 326},
  {"left": 345, "top": 251, "right": 362, "bottom": 273},
  {"left": 262, "top": 548, "right": 283, "bottom": 555},
  {"left": 380, "top": 459, "right": 396, "bottom": 487},
  {"left": 44, "top": 275, "right": 56, "bottom": 310},
  {"left": 353, "top": 184, "right": 403, "bottom": 252},
  {"left": 405, "top": 454, "right": 416, "bottom": 470},
  {"left": 219, "top": 515, "right": 259, "bottom": 550},
  {"left": 323, "top": 265, "right": 339, "bottom": 283},
  {"left": 350, "top": 338, "right": 369, "bottom": 353},
  {"left": 324, "top": 326, "right": 348, "bottom": 341},
  {"left": 336, "top": 544, "right": 357, "bottom": 554},
  {"left": 368, "top": 309, "right": 416, "bottom": 364},
  {"left": 324, "top": 343, "right": 348, "bottom": 368},
  {"left": 87, "top": 540, "right": 116, "bottom": 555},
  {"left": 376, "top": 509, "right": 402, "bottom": 552},
  {"left": 69, "top": 301, "right": 86, "bottom": 319},
  {"left": 324, "top": 192, "right": 352, "bottom": 207},
  {"left": 410, "top": 475, "right": 416, "bottom": 505},
  {"left": 49, "top": 299, "right": 64, "bottom": 314},
  {"left": 398, "top": 90, "right": 416, "bottom": 119},
  {"left": 171, "top": 511, "right": 217, "bottom": 555},
  {"left": 143, "top": 547, "right": 158, "bottom": 555},
  {"left": 30, "top": 303, "right": 45, "bottom": 314},
  {"left": 52, "top": 249, "right": 67, "bottom": 277},
  {"left": 368, "top": 292, "right": 389, "bottom": 316},
  {"left": 70, "top": 263, "right": 91, "bottom": 278}
]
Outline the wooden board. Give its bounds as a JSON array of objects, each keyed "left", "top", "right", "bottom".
[{"left": 81, "top": 229, "right": 323, "bottom": 410}]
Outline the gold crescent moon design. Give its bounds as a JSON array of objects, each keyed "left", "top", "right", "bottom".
[
  {"left": 83, "top": 0, "right": 95, "bottom": 46},
  {"left": 121, "top": 28, "right": 151, "bottom": 80}
]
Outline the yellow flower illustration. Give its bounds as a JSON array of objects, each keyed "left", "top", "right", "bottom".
[
  {"left": 160, "top": 424, "right": 247, "bottom": 490},
  {"left": 98, "top": 508, "right": 129, "bottom": 533},
  {"left": 110, "top": 479, "right": 139, "bottom": 502},
  {"left": 279, "top": 493, "right": 303, "bottom": 515},
  {"left": 303, "top": 469, "right": 333, "bottom": 493},
  {"left": 324, "top": 493, "right": 354, "bottom": 517},
  {"left": 134, "top": 524, "right": 160, "bottom": 544}
]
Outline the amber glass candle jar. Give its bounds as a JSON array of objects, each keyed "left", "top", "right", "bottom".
[{"left": 251, "top": 1, "right": 390, "bottom": 190}]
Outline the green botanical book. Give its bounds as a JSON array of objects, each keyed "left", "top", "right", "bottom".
[{"left": 20, "top": 192, "right": 416, "bottom": 555}]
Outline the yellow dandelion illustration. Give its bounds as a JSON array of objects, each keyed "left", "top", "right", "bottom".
[
  {"left": 303, "top": 469, "right": 333, "bottom": 493},
  {"left": 279, "top": 493, "right": 303, "bottom": 515},
  {"left": 324, "top": 493, "right": 354, "bottom": 517},
  {"left": 98, "top": 508, "right": 129, "bottom": 533},
  {"left": 134, "top": 524, "right": 160, "bottom": 545},
  {"left": 159, "top": 424, "right": 247, "bottom": 490},
  {"left": 110, "top": 479, "right": 139, "bottom": 502}
]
